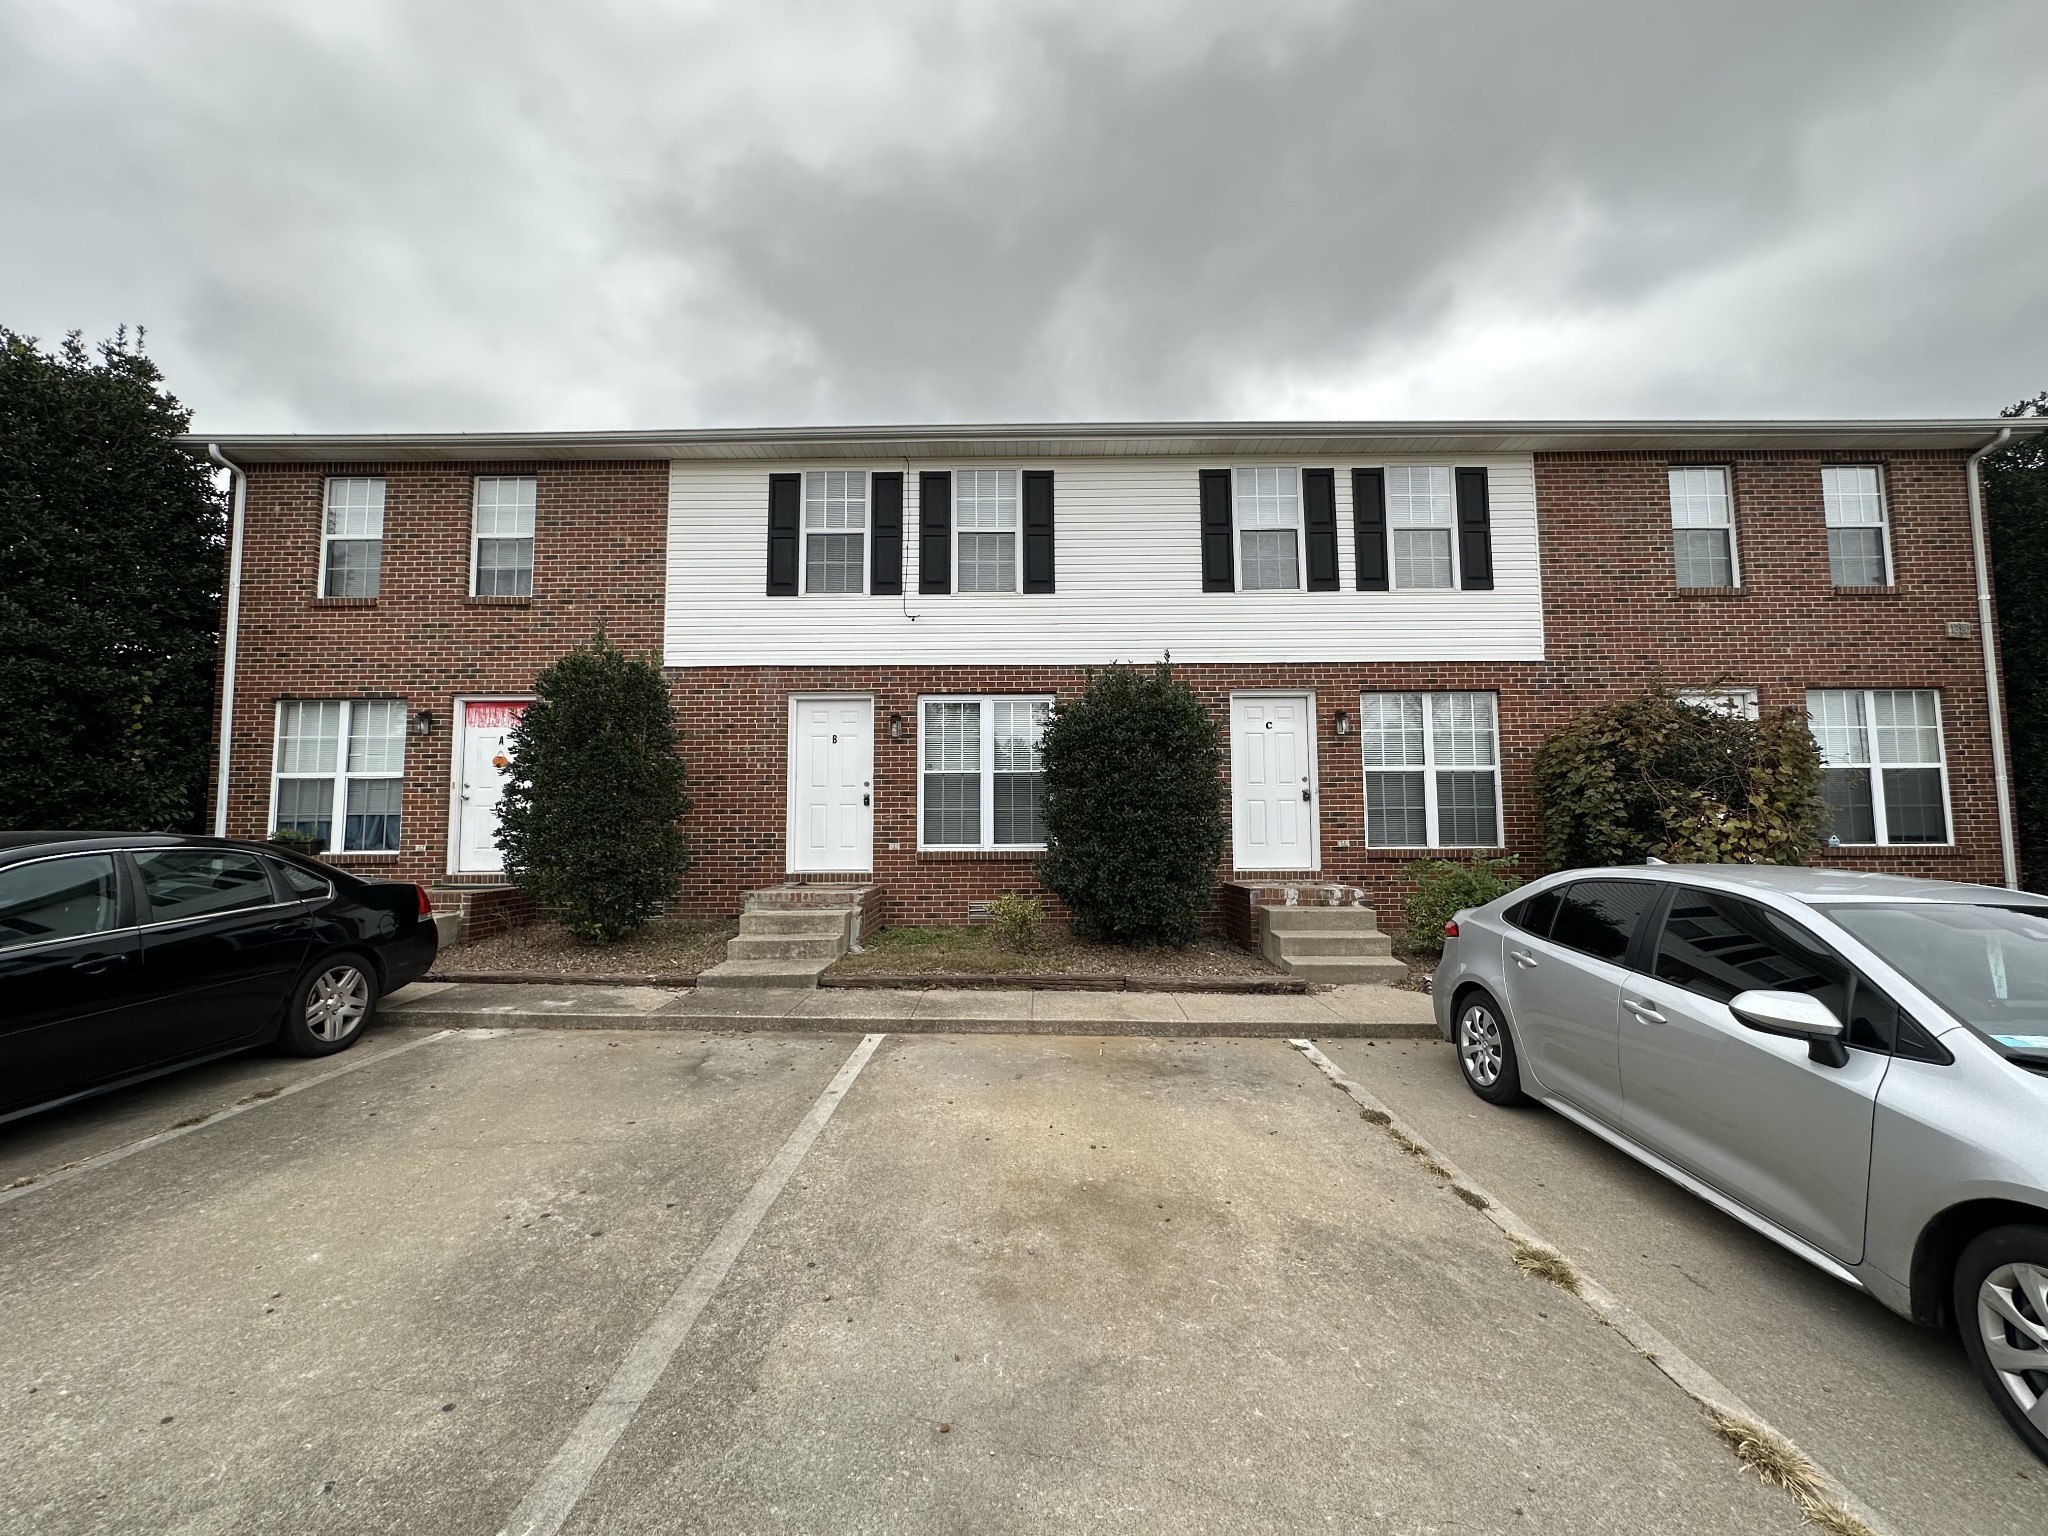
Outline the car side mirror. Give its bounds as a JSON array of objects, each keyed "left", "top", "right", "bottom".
[{"left": 1728, "top": 989, "right": 1850, "bottom": 1068}]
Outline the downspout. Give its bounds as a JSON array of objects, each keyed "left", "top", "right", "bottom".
[
  {"left": 207, "top": 444, "right": 247, "bottom": 838},
  {"left": 1966, "top": 427, "right": 2016, "bottom": 887}
]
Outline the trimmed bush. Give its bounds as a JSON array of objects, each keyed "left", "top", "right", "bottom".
[
  {"left": 1532, "top": 689, "right": 1825, "bottom": 869},
  {"left": 1036, "top": 662, "right": 1227, "bottom": 945},
  {"left": 1401, "top": 857, "right": 1522, "bottom": 957},
  {"left": 984, "top": 891, "right": 1044, "bottom": 952},
  {"left": 496, "top": 633, "right": 693, "bottom": 942}
]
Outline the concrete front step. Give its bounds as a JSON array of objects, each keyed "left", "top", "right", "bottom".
[
  {"left": 738, "top": 910, "right": 857, "bottom": 937},
  {"left": 1260, "top": 905, "right": 1382, "bottom": 931},
  {"left": 1273, "top": 932, "right": 1394, "bottom": 959},
  {"left": 695, "top": 958, "right": 836, "bottom": 989},
  {"left": 725, "top": 934, "right": 846, "bottom": 962},
  {"left": 1283, "top": 956, "right": 1410, "bottom": 985}
]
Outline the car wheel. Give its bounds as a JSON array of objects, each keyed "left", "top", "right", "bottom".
[
  {"left": 1454, "top": 989, "right": 1527, "bottom": 1106},
  {"left": 1955, "top": 1225, "right": 2048, "bottom": 1464},
  {"left": 280, "top": 953, "right": 378, "bottom": 1057}
]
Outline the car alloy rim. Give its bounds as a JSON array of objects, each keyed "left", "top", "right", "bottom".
[
  {"left": 307, "top": 965, "right": 370, "bottom": 1042},
  {"left": 1458, "top": 1004, "right": 1503, "bottom": 1087},
  {"left": 1977, "top": 1260, "right": 2048, "bottom": 1429}
]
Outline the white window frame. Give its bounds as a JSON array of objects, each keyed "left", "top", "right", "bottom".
[
  {"left": 1359, "top": 691, "right": 1504, "bottom": 850},
  {"left": 1676, "top": 688, "right": 1759, "bottom": 720},
  {"left": 915, "top": 694, "right": 1053, "bottom": 852},
  {"left": 1822, "top": 465, "right": 1893, "bottom": 588},
  {"left": 471, "top": 476, "right": 536, "bottom": 598},
  {"left": 1385, "top": 464, "right": 1460, "bottom": 591},
  {"left": 1232, "top": 465, "right": 1305, "bottom": 592},
  {"left": 1668, "top": 465, "right": 1739, "bottom": 589},
  {"left": 1805, "top": 687, "right": 1952, "bottom": 847},
  {"left": 268, "top": 699, "right": 407, "bottom": 857},
  {"left": 319, "top": 477, "right": 386, "bottom": 598},
  {"left": 800, "top": 469, "right": 869, "bottom": 596},
  {"left": 953, "top": 467, "right": 1021, "bottom": 594}
]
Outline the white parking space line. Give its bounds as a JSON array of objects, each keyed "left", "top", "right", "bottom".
[
  {"left": 1288, "top": 1039, "right": 1900, "bottom": 1536},
  {"left": 498, "top": 1031, "right": 887, "bottom": 1536},
  {"left": 0, "top": 1030, "right": 458, "bottom": 1210}
]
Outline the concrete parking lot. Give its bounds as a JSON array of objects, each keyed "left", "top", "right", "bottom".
[{"left": 2, "top": 1022, "right": 2039, "bottom": 1534}]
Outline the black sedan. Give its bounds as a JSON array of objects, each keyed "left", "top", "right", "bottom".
[{"left": 0, "top": 833, "right": 437, "bottom": 1124}]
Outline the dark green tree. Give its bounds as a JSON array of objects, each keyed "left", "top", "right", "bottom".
[
  {"left": 1984, "top": 392, "right": 2048, "bottom": 890},
  {"left": 1036, "top": 661, "right": 1227, "bottom": 945},
  {"left": 496, "top": 632, "right": 693, "bottom": 941},
  {"left": 1532, "top": 688, "right": 1825, "bottom": 869},
  {"left": 0, "top": 328, "right": 224, "bottom": 830}
]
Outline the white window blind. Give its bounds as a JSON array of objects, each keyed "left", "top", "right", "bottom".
[
  {"left": 1361, "top": 691, "right": 1500, "bottom": 847},
  {"left": 1234, "top": 466, "right": 1301, "bottom": 591},
  {"left": 473, "top": 477, "right": 535, "bottom": 596},
  {"left": 804, "top": 470, "right": 867, "bottom": 593},
  {"left": 920, "top": 696, "right": 1051, "bottom": 849},
  {"left": 321, "top": 478, "right": 385, "bottom": 598},
  {"left": 1387, "top": 465, "right": 1456, "bottom": 590},
  {"left": 1822, "top": 466, "right": 1889, "bottom": 587},
  {"left": 273, "top": 700, "right": 406, "bottom": 853},
  {"left": 955, "top": 469, "right": 1018, "bottom": 592},
  {"left": 1807, "top": 688, "right": 1947, "bottom": 845},
  {"left": 1668, "top": 466, "right": 1736, "bottom": 588}
]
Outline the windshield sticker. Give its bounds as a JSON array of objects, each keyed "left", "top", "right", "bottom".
[{"left": 1991, "top": 1034, "right": 2048, "bottom": 1050}]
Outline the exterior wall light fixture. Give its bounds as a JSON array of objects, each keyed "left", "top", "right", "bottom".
[
  {"left": 410, "top": 708, "right": 435, "bottom": 738},
  {"left": 888, "top": 711, "right": 905, "bottom": 742},
  {"left": 1334, "top": 709, "right": 1352, "bottom": 737}
]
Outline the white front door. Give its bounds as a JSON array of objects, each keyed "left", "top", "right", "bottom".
[
  {"left": 458, "top": 700, "right": 528, "bottom": 874},
  {"left": 788, "top": 695, "right": 874, "bottom": 873},
  {"left": 1232, "top": 693, "right": 1317, "bottom": 871}
]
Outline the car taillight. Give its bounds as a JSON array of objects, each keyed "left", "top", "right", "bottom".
[
  {"left": 416, "top": 883, "right": 433, "bottom": 917},
  {"left": 1443, "top": 919, "right": 1459, "bottom": 938}
]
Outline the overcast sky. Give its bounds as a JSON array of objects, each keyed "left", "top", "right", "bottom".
[{"left": 3, "top": 1, "right": 2043, "bottom": 433}]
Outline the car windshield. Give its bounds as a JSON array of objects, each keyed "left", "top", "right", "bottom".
[{"left": 1820, "top": 901, "right": 2048, "bottom": 1059}]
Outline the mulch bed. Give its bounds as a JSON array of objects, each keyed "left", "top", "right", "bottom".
[{"left": 431, "top": 916, "right": 737, "bottom": 982}]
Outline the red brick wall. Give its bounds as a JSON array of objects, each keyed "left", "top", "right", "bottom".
[
  {"left": 210, "top": 448, "right": 2007, "bottom": 930},
  {"left": 209, "top": 460, "right": 669, "bottom": 883}
]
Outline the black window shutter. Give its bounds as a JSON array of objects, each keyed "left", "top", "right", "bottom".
[
  {"left": 1352, "top": 468, "right": 1388, "bottom": 591},
  {"left": 918, "top": 471, "right": 952, "bottom": 594},
  {"left": 765, "top": 473, "right": 800, "bottom": 596},
  {"left": 1456, "top": 467, "right": 1494, "bottom": 590},
  {"left": 1302, "top": 468, "right": 1339, "bottom": 591},
  {"left": 870, "top": 472, "right": 903, "bottom": 595},
  {"left": 1022, "top": 470, "right": 1055, "bottom": 593},
  {"left": 1199, "top": 469, "right": 1234, "bottom": 592}
]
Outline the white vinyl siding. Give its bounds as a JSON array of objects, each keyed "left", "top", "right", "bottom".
[
  {"left": 1386, "top": 465, "right": 1456, "bottom": 589},
  {"left": 919, "top": 696, "right": 1051, "bottom": 850},
  {"left": 1360, "top": 691, "right": 1501, "bottom": 848},
  {"left": 321, "top": 477, "right": 385, "bottom": 598},
  {"left": 666, "top": 455, "right": 1543, "bottom": 666},
  {"left": 1233, "top": 466, "right": 1301, "bottom": 591},
  {"left": 1807, "top": 689, "right": 1948, "bottom": 846},
  {"left": 1669, "top": 466, "right": 1736, "bottom": 588},
  {"left": 1822, "top": 466, "right": 1890, "bottom": 587},
  {"left": 956, "top": 469, "right": 1018, "bottom": 593},
  {"left": 273, "top": 700, "right": 406, "bottom": 853},
  {"left": 803, "top": 470, "right": 867, "bottom": 594},
  {"left": 473, "top": 477, "right": 535, "bottom": 596}
]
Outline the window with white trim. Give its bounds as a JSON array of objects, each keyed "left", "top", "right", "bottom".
[
  {"left": 1388, "top": 465, "right": 1456, "bottom": 589},
  {"left": 1361, "top": 692, "right": 1501, "bottom": 847},
  {"left": 1234, "top": 466, "right": 1301, "bottom": 590},
  {"left": 1669, "top": 466, "right": 1736, "bottom": 588},
  {"left": 803, "top": 470, "right": 866, "bottom": 593},
  {"left": 273, "top": 700, "right": 406, "bottom": 853},
  {"left": 321, "top": 477, "right": 384, "bottom": 597},
  {"left": 473, "top": 476, "right": 535, "bottom": 596},
  {"left": 1806, "top": 688, "right": 1947, "bottom": 845},
  {"left": 1822, "top": 466, "right": 1890, "bottom": 586},
  {"left": 919, "top": 696, "right": 1052, "bottom": 849},
  {"left": 956, "top": 468, "right": 1018, "bottom": 592}
]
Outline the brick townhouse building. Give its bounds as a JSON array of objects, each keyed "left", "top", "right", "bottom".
[{"left": 188, "top": 419, "right": 2040, "bottom": 935}]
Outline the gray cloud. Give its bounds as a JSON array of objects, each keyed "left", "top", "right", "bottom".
[{"left": 2, "top": 0, "right": 2042, "bottom": 431}]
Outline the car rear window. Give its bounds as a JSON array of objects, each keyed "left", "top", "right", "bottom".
[
  {"left": 135, "top": 849, "right": 276, "bottom": 923},
  {"left": 0, "top": 855, "right": 121, "bottom": 951},
  {"left": 1505, "top": 887, "right": 1561, "bottom": 938},
  {"left": 1549, "top": 880, "right": 1662, "bottom": 965},
  {"left": 273, "top": 859, "right": 332, "bottom": 899}
]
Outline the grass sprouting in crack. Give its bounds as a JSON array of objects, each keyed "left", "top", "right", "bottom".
[
  {"left": 1452, "top": 1185, "right": 1490, "bottom": 1211},
  {"left": 170, "top": 1113, "right": 213, "bottom": 1129},
  {"left": 234, "top": 1087, "right": 284, "bottom": 1106},
  {"left": 1358, "top": 1107, "right": 1391, "bottom": 1126},
  {"left": 1703, "top": 1406, "right": 1875, "bottom": 1536},
  {"left": 1511, "top": 1237, "right": 1582, "bottom": 1294},
  {"left": 1389, "top": 1130, "right": 1454, "bottom": 1180}
]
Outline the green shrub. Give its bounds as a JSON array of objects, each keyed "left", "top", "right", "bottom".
[
  {"left": 1531, "top": 688, "right": 1825, "bottom": 869},
  {"left": 984, "top": 891, "right": 1044, "bottom": 952},
  {"left": 496, "top": 632, "right": 693, "bottom": 942},
  {"left": 1036, "top": 662, "right": 1227, "bottom": 946},
  {"left": 1401, "top": 857, "right": 1522, "bottom": 956}
]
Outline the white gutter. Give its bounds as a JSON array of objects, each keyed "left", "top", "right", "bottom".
[
  {"left": 207, "top": 444, "right": 247, "bottom": 838},
  {"left": 1966, "top": 427, "right": 2016, "bottom": 887}
]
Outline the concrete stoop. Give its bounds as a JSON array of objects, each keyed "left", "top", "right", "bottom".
[
  {"left": 1258, "top": 904, "right": 1408, "bottom": 986},
  {"left": 696, "top": 900, "right": 858, "bottom": 989}
]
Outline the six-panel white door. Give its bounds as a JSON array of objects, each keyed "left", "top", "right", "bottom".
[
  {"left": 458, "top": 699, "right": 528, "bottom": 874},
  {"left": 1231, "top": 693, "right": 1316, "bottom": 871},
  {"left": 788, "top": 696, "right": 874, "bottom": 873}
]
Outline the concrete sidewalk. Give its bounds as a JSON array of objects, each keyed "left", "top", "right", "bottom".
[{"left": 381, "top": 979, "right": 1439, "bottom": 1036}]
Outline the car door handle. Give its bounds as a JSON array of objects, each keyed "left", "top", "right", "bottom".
[
  {"left": 1624, "top": 997, "right": 1667, "bottom": 1024},
  {"left": 1509, "top": 949, "right": 1537, "bottom": 969},
  {"left": 72, "top": 953, "right": 129, "bottom": 975}
]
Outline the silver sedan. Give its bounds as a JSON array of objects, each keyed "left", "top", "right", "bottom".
[{"left": 1432, "top": 864, "right": 2048, "bottom": 1462}]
